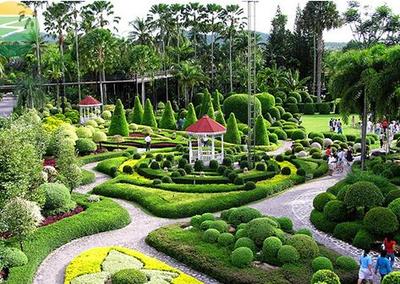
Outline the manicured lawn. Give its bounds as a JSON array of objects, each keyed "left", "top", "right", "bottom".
[{"left": 301, "top": 114, "right": 361, "bottom": 136}]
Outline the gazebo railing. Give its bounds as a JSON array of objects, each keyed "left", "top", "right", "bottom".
[{"left": 191, "top": 149, "right": 223, "bottom": 164}]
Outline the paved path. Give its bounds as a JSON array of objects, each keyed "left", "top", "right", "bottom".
[
  {"left": 0, "top": 95, "right": 16, "bottom": 117},
  {"left": 33, "top": 162, "right": 219, "bottom": 284}
]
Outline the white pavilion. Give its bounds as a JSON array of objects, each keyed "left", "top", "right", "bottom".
[{"left": 78, "top": 96, "right": 102, "bottom": 124}]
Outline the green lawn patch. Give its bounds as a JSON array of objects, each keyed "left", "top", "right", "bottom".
[{"left": 301, "top": 114, "right": 360, "bottom": 136}]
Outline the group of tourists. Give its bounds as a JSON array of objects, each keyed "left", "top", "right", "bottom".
[
  {"left": 358, "top": 236, "right": 397, "bottom": 283},
  {"left": 329, "top": 118, "right": 343, "bottom": 134},
  {"left": 326, "top": 145, "right": 353, "bottom": 175}
]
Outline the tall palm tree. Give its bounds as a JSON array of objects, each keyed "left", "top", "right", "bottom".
[
  {"left": 81, "top": 0, "right": 120, "bottom": 32},
  {"left": 0, "top": 55, "right": 6, "bottom": 78},
  {"left": 43, "top": 2, "right": 72, "bottom": 113},
  {"left": 220, "top": 5, "right": 245, "bottom": 93},
  {"left": 182, "top": 3, "right": 206, "bottom": 57},
  {"left": 19, "top": 0, "right": 47, "bottom": 77},
  {"left": 175, "top": 61, "right": 205, "bottom": 107},
  {"left": 128, "top": 17, "right": 154, "bottom": 46}
]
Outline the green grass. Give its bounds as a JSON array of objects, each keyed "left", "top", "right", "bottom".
[
  {"left": 95, "top": 157, "right": 128, "bottom": 176},
  {"left": 80, "top": 169, "right": 96, "bottom": 185},
  {"left": 5, "top": 194, "right": 131, "bottom": 284},
  {"left": 0, "top": 27, "right": 14, "bottom": 36},
  {"left": 0, "top": 16, "right": 19, "bottom": 25},
  {"left": 301, "top": 114, "right": 361, "bottom": 136}
]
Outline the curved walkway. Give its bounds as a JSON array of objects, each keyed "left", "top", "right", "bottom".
[{"left": 33, "top": 162, "right": 219, "bottom": 284}]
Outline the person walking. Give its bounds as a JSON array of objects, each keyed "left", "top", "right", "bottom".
[
  {"left": 383, "top": 235, "right": 397, "bottom": 267},
  {"left": 358, "top": 249, "right": 374, "bottom": 284},
  {"left": 375, "top": 250, "right": 392, "bottom": 282},
  {"left": 144, "top": 134, "right": 152, "bottom": 151}
]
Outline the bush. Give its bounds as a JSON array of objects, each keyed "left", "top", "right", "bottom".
[
  {"left": 170, "top": 171, "right": 181, "bottom": 178},
  {"left": 203, "top": 228, "right": 221, "bottom": 243},
  {"left": 303, "top": 103, "right": 315, "bottom": 114},
  {"left": 364, "top": 207, "right": 399, "bottom": 236},
  {"left": 76, "top": 138, "right": 97, "bottom": 154},
  {"left": 218, "top": 233, "right": 235, "bottom": 247},
  {"left": 122, "top": 165, "right": 134, "bottom": 174},
  {"left": 244, "top": 181, "right": 256, "bottom": 191},
  {"left": 316, "top": 103, "right": 331, "bottom": 114},
  {"left": 254, "top": 115, "right": 270, "bottom": 146},
  {"left": 282, "top": 112, "right": 293, "bottom": 120},
  {"left": 352, "top": 229, "right": 374, "bottom": 250},
  {"left": 234, "top": 237, "right": 257, "bottom": 253},
  {"left": 312, "top": 256, "right": 333, "bottom": 272},
  {"left": 383, "top": 272, "right": 400, "bottom": 284},
  {"left": 108, "top": 99, "right": 129, "bottom": 136},
  {"left": 150, "top": 161, "right": 160, "bottom": 170},
  {"left": 152, "top": 179, "right": 162, "bottom": 186},
  {"left": 209, "top": 159, "right": 219, "bottom": 170},
  {"left": 268, "top": 133, "right": 278, "bottom": 144},
  {"left": 291, "top": 130, "right": 306, "bottom": 140},
  {"left": 345, "top": 134, "right": 356, "bottom": 141},
  {"left": 162, "top": 160, "right": 172, "bottom": 169},
  {"left": 286, "top": 103, "right": 299, "bottom": 114},
  {"left": 344, "top": 181, "right": 384, "bottom": 210},
  {"left": 159, "top": 101, "right": 176, "bottom": 130},
  {"left": 262, "top": 236, "right": 282, "bottom": 262},
  {"left": 310, "top": 210, "right": 336, "bottom": 233},
  {"left": 256, "top": 162, "right": 266, "bottom": 171},
  {"left": 313, "top": 192, "right": 336, "bottom": 212},
  {"left": 281, "top": 167, "right": 291, "bottom": 175},
  {"left": 161, "top": 176, "right": 172, "bottom": 183},
  {"left": 40, "top": 183, "right": 74, "bottom": 212},
  {"left": 223, "top": 94, "right": 262, "bottom": 123},
  {"left": 295, "top": 228, "right": 312, "bottom": 237},
  {"left": 269, "top": 127, "right": 288, "bottom": 140},
  {"left": 183, "top": 164, "right": 193, "bottom": 174},
  {"left": 234, "top": 176, "right": 244, "bottom": 185},
  {"left": 191, "top": 215, "right": 202, "bottom": 228},
  {"left": 278, "top": 245, "right": 300, "bottom": 264},
  {"left": 268, "top": 107, "right": 281, "bottom": 120},
  {"left": 256, "top": 92, "right": 275, "bottom": 114},
  {"left": 287, "top": 234, "right": 319, "bottom": 259},
  {"left": 333, "top": 222, "right": 362, "bottom": 242},
  {"left": 323, "top": 200, "right": 347, "bottom": 222},
  {"left": 209, "top": 220, "right": 229, "bottom": 233},
  {"left": 231, "top": 247, "right": 253, "bottom": 268},
  {"left": 235, "top": 229, "right": 248, "bottom": 240},
  {"left": 194, "top": 160, "right": 204, "bottom": 171},
  {"left": 276, "top": 217, "right": 293, "bottom": 232},
  {"left": 141, "top": 98, "right": 157, "bottom": 127},
  {"left": 225, "top": 113, "right": 241, "bottom": 144},
  {"left": 112, "top": 268, "right": 147, "bottom": 284},
  {"left": 388, "top": 198, "right": 400, "bottom": 220},
  {"left": 1, "top": 247, "right": 28, "bottom": 267},
  {"left": 275, "top": 154, "right": 284, "bottom": 162},
  {"left": 296, "top": 168, "right": 306, "bottom": 177},
  {"left": 311, "top": 269, "right": 340, "bottom": 284},
  {"left": 336, "top": 256, "right": 358, "bottom": 271},
  {"left": 246, "top": 217, "right": 276, "bottom": 247},
  {"left": 228, "top": 207, "right": 262, "bottom": 226}
]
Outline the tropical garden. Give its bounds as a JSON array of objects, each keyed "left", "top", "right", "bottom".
[{"left": 1, "top": 0, "right": 400, "bottom": 284}]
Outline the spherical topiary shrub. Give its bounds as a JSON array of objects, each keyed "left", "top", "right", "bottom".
[
  {"left": 363, "top": 207, "right": 399, "bottom": 236},
  {"left": 203, "top": 228, "right": 220, "bottom": 243},
  {"left": 281, "top": 167, "right": 291, "bottom": 175},
  {"left": 287, "top": 234, "right": 319, "bottom": 259},
  {"left": 39, "top": 183, "right": 73, "bottom": 211},
  {"left": 333, "top": 222, "right": 362, "bottom": 242},
  {"left": 311, "top": 269, "right": 340, "bottom": 284},
  {"left": 161, "top": 176, "right": 172, "bottom": 183},
  {"left": 388, "top": 198, "right": 400, "bottom": 220},
  {"left": 312, "top": 256, "right": 333, "bottom": 272},
  {"left": 231, "top": 247, "right": 254, "bottom": 268},
  {"left": 277, "top": 245, "right": 300, "bottom": 264},
  {"left": 310, "top": 209, "right": 337, "bottom": 233},
  {"left": 244, "top": 181, "right": 256, "bottom": 191},
  {"left": 256, "top": 162, "right": 266, "bottom": 171},
  {"left": 218, "top": 233, "right": 235, "bottom": 247},
  {"left": 122, "top": 165, "right": 134, "bottom": 174},
  {"left": 323, "top": 200, "right": 347, "bottom": 222},
  {"left": 200, "top": 212, "right": 215, "bottom": 223},
  {"left": 194, "top": 160, "right": 204, "bottom": 171},
  {"left": 246, "top": 217, "right": 276, "bottom": 247},
  {"left": 223, "top": 94, "right": 262, "bottom": 123},
  {"left": 152, "top": 178, "right": 161, "bottom": 186},
  {"left": 295, "top": 228, "right": 312, "bottom": 237},
  {"left": 200, "top": 220, "right": 214, "bottom": 231},
  {"left": 256, "top": 92, "right": 275, "bottom": 114},
  {"left": 209, "top": 220, "right": 229, "bottom": 233},
  {"left": 234, "top": 237, "right": 256, "bottom": 252},
  {"left": 150, "top": 161, "right": 160, "bottom": 170},
  {"left": 184, "top": 164, "right": 193, "bottom": 174},
  {"left": 291, "top": 129, "right": 306, "bottom": 140},
  {"left": 276, "top": 217, "right": 293, "bottom": 232},
  {"left": 209, "top": 159, "right": 219, "bottom": 170},
  {"left": 262, "top": 236, "right": 282, "bottom": 262},
  {"left": 385, "top": 190, "right": 400, "bottom": 206},
  {"left": 220, "top": 207, "right": 237, "bottom": 221},
  {"left": 191, "top": 215, "right": 202, "bottom": 228},
  {"left": 352, "top": 229, "right": 374, "bottom": 250},
  {"left": 275, "top": 154, "right": 284, "bottom": 162},
  {"left": 296, "top": 168, "right": 306, "bottom": 177},
  {"left": 234, "top": 176, "right": 244, "bottom": 185},
  {"left": 1, "top": 247, "right": 28, "bottom": 267},
  {"left": 228, "top": 207, "right": 262, "bottom": 226},
  {"left": 75, "top": 138, "right": 97, "bottom": 154},
  {"left": 335, "top": 256, "right": 358, "bottom": 271},
  {"left": 382, "top": 271, "right": 400, "bottom": 284},
  {"left": 112, "top": 268, "right": 147, "bottom": 284},
  {"left": 344, "top": 181, "right": 384, "bottom": 210},
  {"left": 313, "top": 192, "right": 336, "bottom": 212},
  {"left": 235, "top": 228, "right": 248, "bottom": 239},
  {"left": 162, "top": 160, "right": 172, "bottom": 169}
]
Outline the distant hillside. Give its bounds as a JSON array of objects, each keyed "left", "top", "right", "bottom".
[{"left": 325, "top": 42, "right": 347, "bottom": 50}]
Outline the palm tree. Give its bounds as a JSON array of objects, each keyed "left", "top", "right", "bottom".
[
  {"left": 15, "top": 76, "right": 45, "bottom": 109},
  {"left": 81, "top": 0, "right": 120, "bottom": 32},
  {"left": 19, "top": 0, "right": 47, "bottom": 77},
  {"left": 128, "top": 17, "right": 154, "bottom": 46},
  {"left": 175, "top": 61, "right": 205, "bottom": 107},
  {"left": 220, "top": 5, "right": 245, "bottom": 93},
  {"left": 41, "top": 45, "right": 62, "bottom": 105},
  {"left": 0, "top": 55, "right": 6, "bottom": 77},
  {"left": 43, "top": 2, "right": 72, "bottom": 113},
  {"left": 182, "top": 3, "right": 206, "bottom": 57}
]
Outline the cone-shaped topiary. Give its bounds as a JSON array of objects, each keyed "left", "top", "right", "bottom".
[
  {"left": 207, "top": 104, "right": 215, "bottom": 120},
  {"left": 141, "top": 98, "right": 157, "bottom": 127},
  {"left": 215, "top": 111, "right": 226, "bottom": 126},
  {"left": 200, "top": 89, "right": 213, "bottom": 116},
  {"left": 213, "top": 90, "right": 223, "bottom": 111},
  {"left": 131, "top": 96, "right": 143, "bottom": 124},
  {"left": 108, "top": 99, "right": 129, "bottom": 136},
  {"left": 225, "top": 113, "right": 241, "bottom": 144},
  {"left": 254, "top": 115, "right": 270, "bottom": 145},
  {"left": 184, "top": 103, "right": 197, "bottom": 129},
  {"left": 159, "top": 101, "right": 176, "bottom": 130}
]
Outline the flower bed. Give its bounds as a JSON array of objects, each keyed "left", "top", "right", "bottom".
[
  {"left": 64, "top": 246, "right": 202, "bottom": 284},
  {"left": 40, "top": 205, "right": 84, "bottom": 227}
]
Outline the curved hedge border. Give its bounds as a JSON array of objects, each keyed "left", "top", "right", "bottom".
[
  {"left": 64, "top": 246, "right": 201, "bottom": 284},
  {"left": 5, "top": 194, "right": 131, "bottom": 284},
  {"left": 79, "top": 148, "right": 136, "bottom": 165}
]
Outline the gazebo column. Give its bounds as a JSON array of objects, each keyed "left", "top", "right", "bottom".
[
  {"left": 189, "top": 136, "right": 193, "bottom": 163},
  {"left": 79, "top": 107, "right": 83, "bottom": 124},
  {"left": 211, "top": 136, "right": 215, "bottom": 159},
  {"left": 197, "top": 135, "right": 202, "bottom": 160},
  {"left": 221, "top": 135, "right": 224, "bottom": 161}
]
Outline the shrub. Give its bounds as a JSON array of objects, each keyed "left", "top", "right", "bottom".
[
  {"left": 268, "top": 107, "right": 281, "bottom": 120},
  {"left": 222, "top": 157, "right": 233, "bottom": 167},
  {"left": 262, "top": 236, "right": 282, "bottom": 262},
  {"left": 312, "top": 256, "right": 333, "bottom": 272},
  {"left": 161, "top": 176, "right": 172, "bottom": 183},
  {"left": 76, "top": 138, "right": 97, "bottom": 154},
  {"left": 122, "top": 165, "right": 134, "bottom": 174},
  {"left": 191, "top": 215, "right": 202, "bottom": 228},
  {"left": 170, "top": 171, "right": 181, "bottom": 178},
  {"left": 278, "top": 245, "right": 300, "bottom": 264},
  {"left": 209, "top": 159, "right": 219, "bottom": 170},
  {"left": 220, "top": 207, "right": 237, "bottom": 221},
  {"left": 313, "top": 192, "right": 336, "bottom": 212},
  {"left": 286, "top": 103, "right": 299, "bottom": 114},
  {"left": 246, "top": 217, "right": 276, "bottom": 247},
  {"left": 231, "top": 247, "right": 253, "bottom": 268},
  {"left": 336, "top": 256, "right": 358, "bottom": 271},
  {"left": 76, "top": 126, "right": 93, "bottom": 139},
  {"left": 254, "top": 115, "right": 270, "bottom": 145},
  {"left": 269, "top": 127, "right": 287, "bottom": 140},
  {"left": 286, "top": 97, "right": 297, "bottom": 104},
  {"left": 388, "top": 198, "right": 400, "bottom": 220},
  {"left": 228, "top": 207, "right": 262, "bottom": 226},
  {"left": 276, "top": 217, "right": 293, "bottom": 232},
  {"left": 323, "top": 200, "right": 347, "bottom": 222},
  {"left": 155, "top": 153, "right": 163, "bottom": 161},
  {"left": 332, "top": 133, "right": 347, "bottom": 142},
  {"left": 40, "top": 183, "right": 73, "bottom": 211},
  {"left": 150, "top": 161, "right": 160, "bottom": 170},
  {"left": 223, "top": 94, "right": 262, "bottom": 123},
  {"left": 295, "top": 228, "right": 312, "bottom": 237},
  {"left": 131, "top": 96, "right": 143, "bottom": 124},
  {"left": 291, "top": 130, "right": 306, "bottom": 140},
  {"left": 235, "top": 229, "right": 248, "bottom": 239},
  {"left": 234, "top": 176, "right": 244, "bottom": 185},
  {"left": 310, "top": 210, "right": 337, "bottom": 233},
  {"left": 275, "top": 154, "right": 284, "bottom": 162},
  {"left": 1, "top": 247, "right": 28, "bottom": 267},
  {"left": 183, "top": 164, "right": 193, "bottom": 174},
  {"left": 303, "top": 103, "right": 315, "bottom": 114},
  {"left": 311, "top": 269, "right": 340, "bottom": 284},
  {"left": 308, "top": 132, "right": 324, "bottom": 139},
  {"left": 112, "top": 268, "right": 147, "bottom": 284},
  {"left": 287, "top": 234, "right": 319, "bottom": 259},
  {"left": 296, "top": 168, "right": 306, "bottom": 177},
  {"left": 242, "top": 181, "right": 255, "bottom": 191},
  {"left": 209, "top": 220, "right": 229, "bottom": 233},
  {"left": 256, "top": 162, "right": 266, "bottom": 171},
  {"left": 183, "top": 103, "right": 197, "bottom": 129},
  {"left": 256, "top": 92, "right": 275, "bottom": 114},
  {"left": 108, "top": 99, "right": 129, "bottom": 136},
  {"left": 282, "top": 112, "right": 293, "bottom": 120},
  {"left": 382, "top": 271, "right": 400, "bottom": 284},
  {"left": 159, "top": 101, "right": 176, "bottom": 130},
  {"left": 218, "top": 233, "right": 235, "bottom": 247},
  {"left": 352, "top": 229, "right": 374, "bottom": 250},
  {"left": 178, "top": 158, "right": 187, "bottom": 168},
  {"left": 152, "top": 179, "right": 161, "bottom": 186},
  {"left": 344, "top": 181, "right": 384, "bottom": 210},
  {"left": 162, "top": 160, "right": 172, "bottom": 169},
  {"left": 234, "top": 237, "right": 256, "bottom": 252},
  {"left": 333, "top": 222, "right": 362, "bottom": 242},
  {"left": 316, "top": 103, "right": 331, "bottom": 114},
  {"left": 194, "top": 160, "right": 204, "bottom": 171},
  {"left": 141, "top": 98, "right": 157, "bottom": 127},
  {"left": 345, "top": 134, "right": 356, "bottom": 141},
  {"left": 364, "top": 207, "right": 399, "bottom": 236},
  {"left": 281, "top": 167, "right": 291, "bottom": 175},
  {"left": 203, "top": 228, "right": 220, "bottom": 243}
]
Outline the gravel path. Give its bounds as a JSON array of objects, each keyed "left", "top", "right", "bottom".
[{"left": 33, "top": 162, "right": 219, "bottom": 284}]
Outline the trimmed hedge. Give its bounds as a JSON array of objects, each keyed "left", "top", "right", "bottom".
[
  {"left": 363, "top": 207, "right": 399, "bottom": 236},
  {"left": 310, "top": 209, "right": 337, "bottom": 233},
  {"left": 231, "top": 247, "right": 254, "bottom": 268},
  {"left": 313, "top": 192, "right": 336, "bottom": 212},
  {"left": 311, "top": 256, "right": 333, "bottom": 272},
  {"left": 95, "top": 157, "right": 128, "bottom": 176},
  {"left": 287, "top": 234, "right": 319, "bottom": 259},
  {"left": 223, "top": 94, "right": 262, "bottom": 123},
  {"left": 336, "top": 256, "right": 358, "bottom": 271},
  {"left": 278, "top": 245, "right": 300, "bottom": 264},
  {"left": 311, "top": 269, "right": 340, "bottom": 284},
  {"left": 108, "top": 99, "right": 129, "bottom": 136},
  {"left": 333, "top": 222, "right": 362, "bottom": 242}
]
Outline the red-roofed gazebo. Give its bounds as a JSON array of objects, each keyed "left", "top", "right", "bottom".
[
  {"left": 186, "top": 115, "right": 226, "bottom": 164},
  {"left": 78, "top": 96, "right": 102, "bottom": 124}
]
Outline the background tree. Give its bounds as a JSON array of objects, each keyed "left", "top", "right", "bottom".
[
  {"left": 175, "top": 60, "right": 205, "bottom": 107},
  {"left": 129, "top": 17, "right": 154, "bottom": 46},
  {"left": 81, "top": 0, "right": 120, "bottom": 32}
]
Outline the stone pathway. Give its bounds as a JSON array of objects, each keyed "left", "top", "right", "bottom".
[
  {"left": 33, "top": 162, "right": 219, "bottom": 284},
  {"left": 0, "top": 95, "right": 16, "bottom": 117}
]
